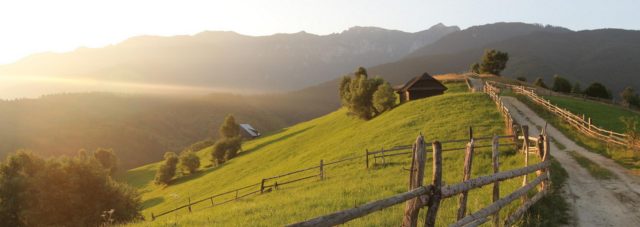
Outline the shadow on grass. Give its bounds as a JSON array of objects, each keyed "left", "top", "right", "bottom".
[
  {"left": 142, "top": 197, "right": 165, "bottom": 210},
  {"left": 169, "top": 167, "right": 218, "bottom": 187},
  {"left": 238, "top": 126, "right": 314, "bottom": 157}
]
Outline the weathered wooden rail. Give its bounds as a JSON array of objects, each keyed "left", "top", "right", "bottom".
[
  {"left": 288, "top": 127, "right": 551, "bottom": 227},
  {"left": 488, "top": 81, "right": 640, "bottom": 149}
]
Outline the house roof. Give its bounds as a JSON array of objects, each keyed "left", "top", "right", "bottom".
[
  {"left": 394, "top": 72, "right": 447, "bottom": 92},
  {"left": 239, "top": 124, "right": 260, "bottom": 137}
]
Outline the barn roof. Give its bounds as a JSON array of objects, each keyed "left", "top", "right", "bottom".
[
  {"left": 394, "top": 72, "right": 447, "bottom": 92},
  {"left": 240, "top": 124, "right": 260, "bottom": 137}
]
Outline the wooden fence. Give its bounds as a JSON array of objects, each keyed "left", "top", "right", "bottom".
[
  {"left": 288, "top": 127, "right": 551, "bottom": 227},
  {"left": 487, "top": 81, "right": 640, "bottom": 149}
]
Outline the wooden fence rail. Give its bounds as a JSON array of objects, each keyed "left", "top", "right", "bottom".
[
  {"left": 488, "top": 81, "right": 640, "bottom": 149},
  {"left": 289, "top": 130, "right": 551, "bottom": 227}
]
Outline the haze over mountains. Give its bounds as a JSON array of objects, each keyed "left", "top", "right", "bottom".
[
  {"left": 0, "top": 23, "right": 459, "bottom": 95},
  {"left": 2, "top": 22, "right": 639, "bottom": 167}
]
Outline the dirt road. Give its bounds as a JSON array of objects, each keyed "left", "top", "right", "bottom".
[{"left": 502, "top": 96, "right": 640, "bottom": 227}]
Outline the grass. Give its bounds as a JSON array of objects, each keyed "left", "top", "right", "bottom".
[
  {"left": 513, "top": 94, "right": 640, "bottom": 173},
  {"left": 122, "top": 85, "right": 546, "bottom": 226},
  {"left": 521, "top": 157, "right": 572, "bottom": 227},
  {"left": 544, "top": 95, "right": 640, "bottom": 133},
  {"left": 566, "top": 150, "right": 617, "bottom": 180}
]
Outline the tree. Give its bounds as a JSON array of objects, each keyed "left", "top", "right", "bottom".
[
  {"left": 584, "top": 82, "right": 612, "bottom": 99},
  {"left": 372, "top": 82, "right": 397, "bottom": 113},
  {"left": 154, "top": 152, "right": 178, "bottom": 185},
  {"left": 223, "top": 137, "right": 242, "bottom": 161},
  {"left": 0, "top": 151, "right": 142, "bottom": 226},
  {"left": 210, "top": 137, "right": 242, "bottom": 164},
  {"left": 179, "top": 151, "right": 200, "bottom": 174},
  {"left": 219, "top": 114, "right": 240, "bottom": 138},
  {"left": 551, "top": 75, "right": 572, "bottom": 93},
  {"left": 470, "top": 63, "right": 480, "bottom": 74},
  {"left": 620, "top": 86, "right": 640, "bottom": 107},
  {"left": 94, "top": 148, "right": 118, "bottom": 176},
  {"left": 471, "top": 49, "right": 509, "bottom": 75},
  {"left": 516, "top": 77, "right": 527, "bottom": 82},
  {"left": 338, "top": 67, "right": 389, "bottom": 120},
  {"left": 572, "top": 82, "right": 582, "bottom": 94},
  {"left": 534, "top": 77, "right": 548, "bottom": 89}
]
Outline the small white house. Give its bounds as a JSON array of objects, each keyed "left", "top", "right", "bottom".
[{"left": 239, "top": 124, "right": 261, "bottom": 139}]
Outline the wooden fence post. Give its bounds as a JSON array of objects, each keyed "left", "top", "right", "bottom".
[
  {"left": 469, "top": 127, "right": 474, "bottom": 141},
  {"left": 588, "top": 117, "right": 592, "bottom": 130},
  {"left": 457, "top": 139, "right": 475, "bottom": 220},
  {"left": 425, "top": 141, "right": 443, "bottom": 227},
  {"left": 260, "top": 179, "right": 266, "bottom": 194},
  {"left": 492, "top": 135, "right": 500, "bottom": 227},
  {"left": 521, "top": 125, "right": 529, "bottom": 203},
  {"left": 188, "top": 197, "right": 192, "bottom": 213},
  {"left": 210, "top": 197, "right": 214, "bottom": 206},
  {"left": 402, "top": 135, "right": 427, "bottom": 227},
  {"left": 151, "top": 212, "right": 155, "bottom": 221},
  {"left": 541, "top": 132, "right": 551, "bottom": 191},
  {"left": 365, "top": 149, "right": 369, "bottom": 169},
  {"left": 319, "top": 160, "right": 324, "bottom": 180}
]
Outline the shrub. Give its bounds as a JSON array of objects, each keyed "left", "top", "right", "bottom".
[
  {"left": 584, "top": 82, "right": 612, "bottom": 99},
  {"left": 372, "top": 82, "right": 397, "bottom": 113},
  {"left": 620, "top": 86, "right": 640, "bottom": 107},
  {"left": 534, "top": 77, "right": 548, "bottom": 89},
  {"left": 179, "top": 151, "right": 200, "bottom": 174},
  {"left": 551, "top": 75, "right": 572, "bottom": 93},
  {"left": 154, "top": 152, "right": 178, "bottom": 185}
]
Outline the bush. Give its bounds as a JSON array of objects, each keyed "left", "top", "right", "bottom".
[
  {"left": 620, "top": 86, "right": 640, "bottom": 107},
  {"left": 154, "top": 152, "right": 178, "bottom": 185},
  {"left": 0, "top": 151, "right": 142, "bottom": 226},
  {"left": 179, "top": 151, "right": 200, "bottom": 174},
  {"left": 94, "top": 148, "right": 118, "bottom": 176},
  {"left": 551, "top": 75, "right": 572, "bottom": 93},
  {"left": 572, "top": 82, "right": 582, "bottom": 94},
  {"left": 372, "top": 82, "right": 397, "bottom": 113},
  {"left": 534, "top": 77, "right": 548, "bottom": 89},
  {"left": 584, "top": 82, "right": 612, "bottom": 99}
]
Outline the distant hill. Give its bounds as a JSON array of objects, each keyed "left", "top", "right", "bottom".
[
  {"left": 0, "top": 24, "right": 458, "bottom": 93},
  {"left": 370, "top": 23, "right": 640, "bottom": 95},
  {"left": 0, "top": 91, "right": 339, "bottom": 168}
]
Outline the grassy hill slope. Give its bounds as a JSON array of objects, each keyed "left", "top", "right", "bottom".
[{"left": 124, "top": 87, "right": 536, "bottom": 226}]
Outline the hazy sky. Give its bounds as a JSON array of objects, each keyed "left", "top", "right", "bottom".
[{"left": 0, "top": 0, "right": 638, "bottom": 65}]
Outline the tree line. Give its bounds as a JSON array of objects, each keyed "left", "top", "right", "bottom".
[
  {"left": 154, "top": 114, "right": 244, "bottom": 185},
  {"left": 0, "top": 149, "right": 142, "bottom": 226}
]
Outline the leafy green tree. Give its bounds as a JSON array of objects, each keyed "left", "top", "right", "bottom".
[
  {"left": 472, "top": 49, "right": 509, "bottom": 75},
  {"left": 211, "top": 140, "right": 227, "bottom": 164},
  {"left": 223, "top": 137, "right": 242, "bottom": 161},
  {"left": 372, "top": 82, "right": 396, "bottom": 113},
  {"left": 572, "top": 82, "right": 582, "bottom": 94},
  {"left": 0, "top": 151, "right": 41, "bottom": 227},
  {"left": 94, "top": 148, "right": 118, "bottom": 176},
  {"left": 179, "top": 151, "right": 200, "bottom": 174},
  {"left": 551, "top": 75, "right": 572, "bottom": 93},
  {"left": 470, "top": 63, "right": 480, "bottom": 74},
  {"left": 154, "top": 152, "right": 178, "bottom": 185},
  {"left": 338, "top": 67, "right": 388, "bottom": 120},
  {"left": 620, "top": 86, "right": 640, "bottom": 107},
  {"left": 584, "top": 82, "right": 612, "bottom": 99},
  {"left": 219, "top": 114, "right": 240, "bottom": 138},
  {"left": 211, "top": 137, "right": 242, "bottom": 164},
  {"left": 534, "top": 77, "right": 548, "bottom": 89}
]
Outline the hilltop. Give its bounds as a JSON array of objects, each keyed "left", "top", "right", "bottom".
[{"left": 124, "top": 84, "right": 535, "bottom": 226}]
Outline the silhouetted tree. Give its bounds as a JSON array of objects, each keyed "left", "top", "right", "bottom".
[
  {"left": 551, "top": 75, "right": 572, "bottom": 93},
  {"left": 584, "top": 82, "right": 612, "bottom": 99},
  {"left": 471, "top": 49, "right": 509, "bottom": 75},
  {"left": 534, "top": 77, "right": 548, "bottom": 89},
  {"left": 470, "top": 63, "right": 480, "bottom": 74},
  {"left": 155, "top": 152, "right": 178, "bottom": 185},
  {"left": 94, "top": 148, "right": 118, "bottom": 176},
  {"left": 620, "top": 86, "right": 640, "bottom": 107},
  {"left": 179, "top": 151, "right": 200, "bottom": 174}
]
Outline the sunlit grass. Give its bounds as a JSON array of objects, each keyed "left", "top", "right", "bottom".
[{"left": 123, "top": 87, "right": 541, "bottom": 226}]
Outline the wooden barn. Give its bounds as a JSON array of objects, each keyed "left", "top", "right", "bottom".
[{"left": 394, "top": 72, "right": 447, "bottom": 103}]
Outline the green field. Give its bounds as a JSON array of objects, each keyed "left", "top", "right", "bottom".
[
  {"left": 545, "top": 95, "right": 640, "bottom": 133},
  {"left": 124, "top": 87, "right": 543, "bottom": 226}
]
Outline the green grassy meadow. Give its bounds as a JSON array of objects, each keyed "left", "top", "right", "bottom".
[
  {"left": 544, "top": 95, "right": 640, "bottom": 133},
  {"left": 123, "top": 86, "right": 542, "bottom": 226}
]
